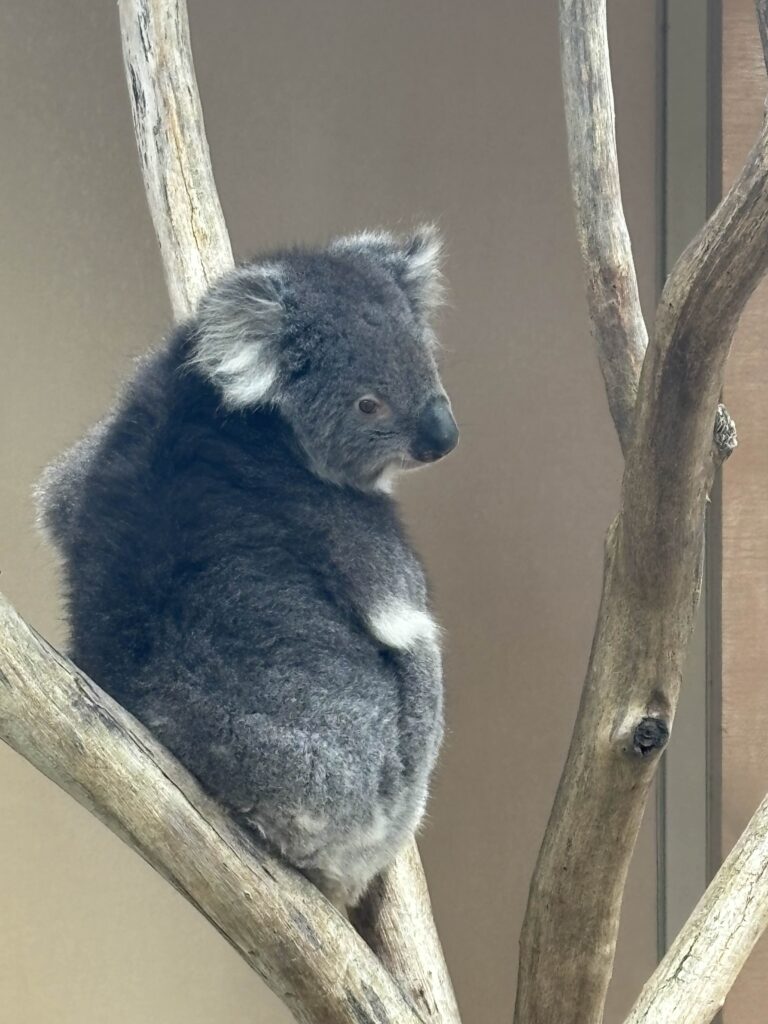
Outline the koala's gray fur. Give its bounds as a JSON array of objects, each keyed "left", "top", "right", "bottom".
[{"left": 36, "top": 226, "right": 458, "bottom": 905}]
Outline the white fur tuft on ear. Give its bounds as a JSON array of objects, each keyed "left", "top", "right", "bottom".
[
  {"left": 400, "top": 224, "right": 446, "bottom": 318},
  {"left": 189, "top": 263, "right": 285, "bottom": 408}
]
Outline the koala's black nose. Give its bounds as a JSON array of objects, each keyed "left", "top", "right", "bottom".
[{"left": 412, "top": 397, "right": 459, "bottom": 463}]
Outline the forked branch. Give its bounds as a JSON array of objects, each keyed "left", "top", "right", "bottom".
[
  {"left": 514, "top": 4, "right": 768, "bottom": 1024},
  {"left": 625, "top": 111, "right": 768, "bottom": 575}
]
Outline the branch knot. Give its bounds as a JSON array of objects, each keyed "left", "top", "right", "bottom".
[{"left": 631, "top": 716, "right": 670, "bottom": 759}]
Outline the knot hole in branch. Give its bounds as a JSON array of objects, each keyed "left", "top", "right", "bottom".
[{"left": 631, "top": 716, "right": 670, "bottom": 758}]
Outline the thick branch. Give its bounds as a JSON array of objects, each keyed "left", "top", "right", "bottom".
[
  {"left": 118, "top": 0, "right": 459, "bottom": 1018},
  {"left": 0, "top": 593, "right": 422, "bottom": 1024},
  {"left": 558, "top": 0, "right": 649, "bottom": 454},
  {"left": 624, "top": 794, "right": 768, "bottom": 1024},
  {"left": 514, "top": 521, "right": 678, "bottom": 1024},
  {"left": 515, "top": 10, "right": 768, "bottom": 1024},
  {"left": 625, "top": 113, "right": 768, "bottom": 583}
]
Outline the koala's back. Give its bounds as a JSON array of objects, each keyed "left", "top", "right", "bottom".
[{"left": 39, "top": 332, "right": 443, "bottom": 902}]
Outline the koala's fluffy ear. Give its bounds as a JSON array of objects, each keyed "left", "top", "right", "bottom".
[
  {"left": 331, "top": 224, "right": 445, "bottom": 320},
  {"left": 397, "top": 225, "right": 446, "bottom": 320},
  {"left": 190, "top": 263, "right": 285, "bottom": 408}
]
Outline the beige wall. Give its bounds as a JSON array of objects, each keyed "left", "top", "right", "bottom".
[{"left": 0, "top": 2, "right": 660, "bottom": 1022}]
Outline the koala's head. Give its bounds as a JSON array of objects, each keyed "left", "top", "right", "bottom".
[{"left": 189, "top": 226, "right": 458, "bottom": 492}]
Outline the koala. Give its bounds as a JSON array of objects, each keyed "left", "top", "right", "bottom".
[{"left": 36, "top": 226, "right": 458, "bottom": 906}]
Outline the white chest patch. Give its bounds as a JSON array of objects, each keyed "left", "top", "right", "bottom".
[
  {"left": 371, "top": 465, "right": 399, "bottom": 495},
  {"left": 368, "top": 600, "right": 439, "bottom": 652}
]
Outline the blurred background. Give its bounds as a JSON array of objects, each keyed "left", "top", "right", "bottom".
[{"left": 0, "top": 1, "right": 765, "bottom": 1022}]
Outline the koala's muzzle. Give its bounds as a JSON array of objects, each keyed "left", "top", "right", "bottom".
[{"left": 411, "top": 396, "right": 459, "bottom": 463}]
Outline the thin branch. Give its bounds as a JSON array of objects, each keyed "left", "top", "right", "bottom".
[
  {"left": 120, "top": 0, "right": 460, "bottom": 1018},
  {"left": 351, "top": 842, "right": 461, "bottom": 1024},
  {"left": 624, "top": 793, "right": 768, "bottom": 1024},
  {"left": 757, "top": 0, "right": 768, "bottom": 76},
  {"left": 514, "top": 9, "right": 768, "bottom": 1024},
  {"left": 0, "top": 593, "right": 422, "bottom": 1024},
  {"left": 118, "top": 0, "right": 233, "bottom": 316},
  {"left": 558, "top": 0, "right": 649, "bottom": 454}
]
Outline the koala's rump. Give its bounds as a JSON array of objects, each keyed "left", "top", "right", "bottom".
[{"left": 69, "top": 532, "right": 438, "bottom": 898}]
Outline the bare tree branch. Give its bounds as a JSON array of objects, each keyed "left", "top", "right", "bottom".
[
  {"left": 0, "top": 593, "right": 423, "bottom": 1024},
  {"left": 624, "top": 793, "right": 768, "bottom": 1024},
  {"left": 625, "top": 118, "right": 768, "bottom": 580},
  {"left": 558, "top": 0, "right": 649, "bottom": 454},
  {"left": 119, "top": 0, "right": 233, "bottom": 316},
  {"left": 351, "top": 841, "right": 461, "bottom": 1024},
  {"left": 514, "top": 8, "right": 768, "bottom": 1024},
  {"left": 757, "top": 0, "right": 768, "bottom": 76}
]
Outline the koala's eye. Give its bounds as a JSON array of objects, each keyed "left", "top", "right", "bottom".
[{"left": 357, "top": 396, "right": 380, "bottom": 415}]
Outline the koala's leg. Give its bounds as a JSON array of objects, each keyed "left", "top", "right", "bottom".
[
  {"left": 137, "top": 666, "right": 418, "bottom": 904},
  {"left": 300, "top": 870, "right": 358, "bottom": 912},
  {"left": 198, "top": 711, "right": 382, "bottom": 894}
]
